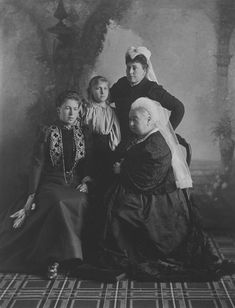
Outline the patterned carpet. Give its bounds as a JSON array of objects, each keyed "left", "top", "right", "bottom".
[{"left": 0, "top": 231, "right": 235, "bottom": 308}]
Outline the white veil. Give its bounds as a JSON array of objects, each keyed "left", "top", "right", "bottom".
[
  {"left": 126, "top": 46, "right": 159, "bottom": 83},
  {"left": 131, "top": 97, "right": 193, "bottom": 189},
  {"left": 126, "top": 46, "right": 192, "bottom": 188}
]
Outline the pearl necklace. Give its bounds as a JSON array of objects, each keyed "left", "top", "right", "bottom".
[{"left": 60, "top": 128, "right": 77, "bottom": 185}]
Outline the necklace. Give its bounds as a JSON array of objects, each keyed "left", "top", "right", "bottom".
[
  {"left": 48, "top": 122, "right": 85, "bottom": 182},
  {"left": 60, "top": 128, "right": 77, "bottom": 185},
  {"left": 127, "top": 128, "right": 159, "bottom": 151},
  {"left": 61, "top": 123, "right": 73, "bottom": 130}
]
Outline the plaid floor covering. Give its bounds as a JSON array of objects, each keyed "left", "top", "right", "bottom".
[{"left": 0, "top": 231, "right": 235, "bottom": 308}]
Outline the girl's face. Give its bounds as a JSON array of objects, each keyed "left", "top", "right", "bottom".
[
  {"left": 129, "top": 108, "right": 153, "bottom": 136},
  {"left": 57, "top": 99, "right": 80, "bottom": 125},
  {"left": 126, "top": 61, "right": 146, "bottom": 86},
  {"left": 91, "top": 81, "right": 109, "bottom": 103}
]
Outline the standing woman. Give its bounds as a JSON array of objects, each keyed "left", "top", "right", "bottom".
[
  {"left": 0, "top": 91, "right": 92, "bottom": 279},
  {"left": 110, "top": 46, "right": 184, "bottom": 145}
]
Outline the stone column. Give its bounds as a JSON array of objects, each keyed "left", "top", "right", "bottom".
[
  {"left": 214, "top": 28, "right": 233, "bottom": 111},
  {"left": 214, "top": 0, "right": 235, "bottom": 112}
]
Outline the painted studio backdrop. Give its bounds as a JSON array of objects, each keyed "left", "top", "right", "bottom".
[{"left": 0, "top": 0, "right": 235, "bottom": 217}]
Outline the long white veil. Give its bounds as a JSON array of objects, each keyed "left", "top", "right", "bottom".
[
  {"left": 127, "top": 46, "right": 192, "bottom": 188},
  {"left": 131, "top": 97, "right": 192, "bottom": 189}
]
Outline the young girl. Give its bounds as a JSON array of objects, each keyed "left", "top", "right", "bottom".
[
  {"left": 83, "top": 76, "right": 121, "bottom": 263},
  {"left": 83, "top": 75, "right": 121, "bottom": 193}
]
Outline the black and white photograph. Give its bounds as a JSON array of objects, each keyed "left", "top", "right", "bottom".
[{"left": 0, "top": 0, "right": 235, "bottom": 307}]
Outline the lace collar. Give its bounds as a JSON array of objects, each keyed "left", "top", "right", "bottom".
[
  {"left": 127, "top": 128, "right": 159, "bottom": 151},
  {"left": 48, "top": 120, "right": 85, "bottom": 167}
]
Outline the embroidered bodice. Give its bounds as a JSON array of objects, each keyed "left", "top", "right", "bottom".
[
  {"left": 48, "top": 122, "right": 85, "bottom": 170},
  {"left": 28, "top": 120, "right": 88, "bottom": 194}
]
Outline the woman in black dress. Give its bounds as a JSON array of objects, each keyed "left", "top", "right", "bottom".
[
  {"left": 100, "top": 97, "right": 234, "bottom": 281},
  {"left": 110, "top": 46, "right": 184, "bottom": 146},
  {"left": 0, "top": 91, "right": 92, "bottom": 279}
]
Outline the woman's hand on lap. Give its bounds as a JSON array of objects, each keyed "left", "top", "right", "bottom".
[
  {"left": 10, "top": 209, "right": 26, "bottom": 229},
  {"left": 76, "top": 183, "right": 88, "bottom": 193},
  {"left": 10, "top": 194, "right": 36, "bottom": 228},
  {"left": 24, "top": 194, "right": 36, "bottom": 214},
  {"left": 113, "top": 162, "right": 121, "bottom": 174}
]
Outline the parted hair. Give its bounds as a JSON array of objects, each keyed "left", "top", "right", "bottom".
[
  {"left": 87, "top": 76, "right": 110, "bottom": 102},
  {"left": 56, "top": 90, "right": 82, "bottom": 107},
  {"left": 125, "top": 54, "right": 148, "bottom": 70}
]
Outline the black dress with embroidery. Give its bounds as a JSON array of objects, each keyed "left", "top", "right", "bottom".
[
  {"left": 0, "top": 121, "right": 91, "bottom": 272},
  {"left": 99, "top": 131, "right": 231, "bottom": 281}
]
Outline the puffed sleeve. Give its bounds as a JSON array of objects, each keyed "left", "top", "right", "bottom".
[
  {"left": 148, "top": 83, "right": 185, "bottom": 129},
  {"left": 28, "top": 126, "right": 48, "bottom": 194},
  {"left": 122, "top": 133, "right": 173, "bottom": 191}
]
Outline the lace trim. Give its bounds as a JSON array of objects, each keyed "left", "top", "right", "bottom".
[{"left": 48, "top": 123, "right": 85, "bottom": 167}]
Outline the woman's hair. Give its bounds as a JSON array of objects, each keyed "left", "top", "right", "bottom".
[
  {"left": 131, "top": 97, "right": 169, "bottom": 126},
  {"left": 87, "top": 75, "right": 110, "bottom": 102},
  {"left": 125, "top": 54, "right": 148, "bottom": 70},
  {"left": 56, "top": 90, "right": 81, "bottom": 108}
]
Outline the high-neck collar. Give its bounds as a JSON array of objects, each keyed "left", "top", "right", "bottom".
[
  {"left": 135, "top": 127, "right": 159, "bottom": 142},
  {"left": 89, "top": 101, "right": 109, "bottom": 109},
  {"left": 126, "top": 127, "right": 159, "bottom": 151},
  {"left": 128, "top": 76, "right": 149, "bottom": 88},
  {"left": 56, "top": 119, "right": 80, "bottom": 130}
]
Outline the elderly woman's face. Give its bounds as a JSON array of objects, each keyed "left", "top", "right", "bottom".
[
  {"left": 129, "top": 108, "right": 153, "bottom": 136},
  {"left": 57, "top": 99, "right": 80, "bottom": 125},
  {"left": 126, "top": 61, "right": 146, "bottom": 86}
]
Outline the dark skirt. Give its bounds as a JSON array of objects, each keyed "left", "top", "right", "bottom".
[
  {"left": 99, "top": 181, "right": 222, "bottom": 281},
  {"left": 0, "top": 173, "right": 88, "bottom": 272}
]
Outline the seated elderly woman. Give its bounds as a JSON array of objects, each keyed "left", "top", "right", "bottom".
[
  {"left": 0, "top": 91, "right": 92, "bottom": 279},
  {"left": 99, "top": 97, "right": 234, "bottom": 281}
]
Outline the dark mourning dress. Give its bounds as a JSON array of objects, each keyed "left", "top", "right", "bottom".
[
  {"left": 82, "top": 103, "right": 121, "bottom": 263},
  {"left": 100, "top": 131, "right": 225, "bottom": 280},
  {"left": 110, "top": 76, "right": 185, "bottom": 138},
  {"left": 0, "top": 120, "right": 91, "bottom": 272}
]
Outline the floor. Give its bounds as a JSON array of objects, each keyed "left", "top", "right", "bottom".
[{"left": 0, "top": 231, "right": 235, "bottom": 308}]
